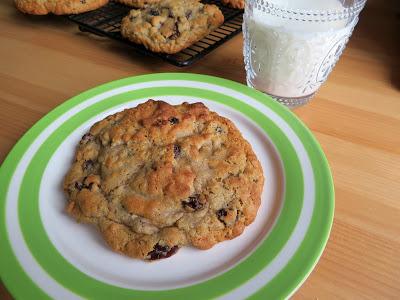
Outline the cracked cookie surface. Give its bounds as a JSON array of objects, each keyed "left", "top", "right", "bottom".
[
  {"left": 115, "top": 0, "right": 162, "bottom": 9},
  {"left": 14, "top": 0, "right": 108, "bottom": 15},
  {"left": 64, "top": 100, "right": 264, "bottom": 260},
  {"left": 120, "top": 0, "right": 224, "bottom": 54}
]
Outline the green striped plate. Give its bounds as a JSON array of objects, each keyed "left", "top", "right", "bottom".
[{"left": 0, "top": 73, "right": 334, "bottom": 300}]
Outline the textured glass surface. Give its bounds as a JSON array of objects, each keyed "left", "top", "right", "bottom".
[{"left": 243, "top": 0, "right": 366, "bottom": 107}]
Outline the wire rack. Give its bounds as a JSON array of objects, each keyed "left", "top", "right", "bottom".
[{"left": 68, "top": 1, "right": 243, "bottom": 66}]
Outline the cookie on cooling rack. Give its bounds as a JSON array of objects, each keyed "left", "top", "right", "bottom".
[
  {"left": 63, "top": 100, "right": 264, "bottom": 260},
  {"left": 120, "top": 0, "right": 224, "bottom": 54},
  {"left": 14, "top": 0, "right": 108, "bottom": 15},
  {"left": 114, "top": 0, "right": 160, "bottom": 8}
]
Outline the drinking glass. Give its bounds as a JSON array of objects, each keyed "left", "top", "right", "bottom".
[{"left": 243, "top": 0, "right": 367, "bottom": 107}]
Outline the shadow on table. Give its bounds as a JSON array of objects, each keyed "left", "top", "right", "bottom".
[
  {"left": 353, "top": 0, "right": 400, "bottom": 90},
  {"left": 72, "top": 29, "right": 245, "bottom": 83}
]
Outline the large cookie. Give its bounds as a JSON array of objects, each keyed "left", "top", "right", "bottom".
[
  {"left": 14, "top": 0, "right": 108, "bottom": 15},
  {"left": 120, "top": 0, "right": 224, "bottom": 54},
  {"left": 63, "top": 100, "right": 264, "bottom": 260}
]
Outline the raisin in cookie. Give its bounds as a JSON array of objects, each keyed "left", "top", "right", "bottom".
[
  {"left": 15, "top": 0, "right": 108, "bottom": 15},
  {"left": 120, "top": 0, "right": 224, "bottom": 54},
  {"left": 221, "top": 0, "right": 244, "bottom": 9},
  {"left": 64, "top": 100, "right": 264, "bottom": 260}
]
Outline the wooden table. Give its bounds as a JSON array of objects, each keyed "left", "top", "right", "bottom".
[{"left": 1, "top": 0, "right": 399, "bottom": 298}]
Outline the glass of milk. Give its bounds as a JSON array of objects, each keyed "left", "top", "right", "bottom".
[{"left": 243, "top": 0, "right": 366, "bottom": 107}]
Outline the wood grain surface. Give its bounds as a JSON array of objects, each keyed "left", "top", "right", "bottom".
[{"left": 1, "top": 0, "right": 399, "bottom": 298}]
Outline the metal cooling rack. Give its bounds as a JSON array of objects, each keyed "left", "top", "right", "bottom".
[{"left": 68, "top": 1, "right": 243, "bottom": 66}]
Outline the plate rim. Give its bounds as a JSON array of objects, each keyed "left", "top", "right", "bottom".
[
  {"left": 18, "top": 86, "right": 304, "bottom": 298},
  {"left": 0, "top": 73, "right": 334, "bottom": 300}
]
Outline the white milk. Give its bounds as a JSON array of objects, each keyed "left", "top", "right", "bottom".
[{"left": 244, "top": 0, "right": 356, "bottom": 98}]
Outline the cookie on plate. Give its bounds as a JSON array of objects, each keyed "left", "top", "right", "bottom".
[
  {"left": 221, "top": 0, "right": 244, "bottom": 9},
  {"left": 63, "top": 100, "right": 264, "bottom": 260},
  {"left": 14, "top": 0, "right": 108, "bottom": 15},
  {"left": 120, "top": 0, "right": 224, "bottom": 54}
]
